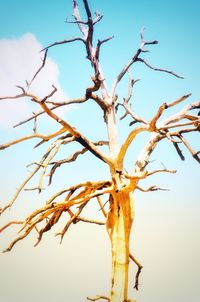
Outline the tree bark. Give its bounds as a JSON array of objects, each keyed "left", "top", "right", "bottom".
[{"left": 106, "top": 190, "right": 134, "bottom": 302}]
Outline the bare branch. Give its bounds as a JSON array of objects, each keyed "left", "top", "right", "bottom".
[
  {"left": 41, "top": 85, "right": 57, "bottom": 103},
  {"left": 111, "top": 32, "right": 172, "bottom": 97},
  {"left": 179, "top": 134, "right": 200, "bottom": 163},
  {"left": 97, "top": 196, "right": 107, "bottom": 218},
  {"left": 95, "top": 36, "right": 114, "bottom": 60},
  {"left": 28, "top": 49, "right": 48, "bottom": 87},
  {"left": 72, "top": 0, "right": 110, "bottom": 99},
  {"left": 13, "top": 95, "right": 89, "bottom": 128},
  {"left": 172, "top": 142, "right": 185, "bottom": 161},
  {"left": 0, "top": 144, "right": 60, "bottom": 215},
  {"left": 93, "top": 11, "right": 103, "bottom": 25},
  {"left": 0, "top": 92, "right": 25, "bottom": 101},
  {"left": 33, "top": 112, "right": 37, "bottom": 133},
  {"left": 140, "top": 26, "right": 145, "bottom": 43},
  {"left": 129, "top": 253, "right": 143, "bottom": 290},
  {"left": 149, "top": 103, "right": 168, "bottom": 131},
  {"left": 0, "top": 88, "right": 112, "bottom": 165},
  {"left": 3, "top": 232, "right": 31, "bottom": 253},
  {"left": 34, "top": 209, "right": 63, "bottom": 246},
  {"left": 72, "top": 0, "right": 88, "bottom": 36},
  {"left": 137, "top": 58, "right": 184, "bottom": 79},
  {"left": 2, "top": 178, "right": 113, "bottom": 252},
  {"left": 147, "top": 168, "right": 176, "bottom": 177},
  {"left": 111, "top": 48, "right": 142, "bottom": 97},
  {"left": 87, "top": 296, "right": 110, "bottom": 301},
  {"left": 117, "top": 74, "right": 148, "bottom": 125},
  {"left": 56, "top": 202, "right": 88, "bottom": 243},
  {"left": 118, "top": 125, "right": 148, "bottom": 169},
  {"left": 134, "top": 98, "right": 200, "bottom": 172},
  {"left": 48, "top": 140, "right": 108, "bottom": 185},
  {"left": 37, "top": 140, "right": 63, "bottom": 192},
  {"left": 3, "top": 203, "right": 58, "bottom": 252},
  {"left": 124, "top": 171, "right": 147, "bottom": 180},
  {"left": 0, "top": 127, "right": 66, "bottom": 150},
  {"left": 65, "top": 18, "right": 88, "bottom": 25},
  {"left": 134, "top": 133, "right": 163, "bottom": 172},
  {"left": 23, "top": 76, "right": 104, "bottom": 115},
  {"left": 167, "top": 93, "right": 192, "bottom": 108},
  {"left": 149, "top": 94, "right": 192, "bottom": 131},
  {"left": 126, "top": 73, "right": 136, "bottom": 103},
  {"left": 125, "top": 104, "right": 148, "bottom": 125},
  {"left": 136, "top": 185, "right": 170, "bottom": 192},
  {"left": 76, "top": 216, "right": 105, "bottom": 225},
  {"left": 41, "top": 37, "right": 85, "bottom": 52},
  {"left": 0, "top": 221, "right": 24, "bottom": 233},
  {"left": 0, "top": 165, "right": 40, "bottom": 216},
  {"left": 48, "top": 147, "right": 88, "bottom": 185},
  {"left": 160, "top": 100, "right": 200, "bottom": 127},
  {"left": 37, "top": 92, "right": 111, "bottom": 164},
  {"left": 46, "top": 180, "right": 111, "bottom": 205},
  {"left": 160, "top": 118, "right": 200, "bottom": 130}
]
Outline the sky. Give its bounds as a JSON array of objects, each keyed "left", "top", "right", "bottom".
[{"left": 0, "top": 1, "right": 200, "bottom": 302}]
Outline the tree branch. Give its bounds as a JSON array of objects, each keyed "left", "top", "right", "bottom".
[
  {"left": 134, "top": 133, "right": 163, "bottom": 172},
  {"left": 72, "top": 0, "right": 88, "bottom": 36},
  {"left": 2, "top": 178, "right": 113, "bottom": 252},
  {"left": 0, "top": 161, "right": 42, "bottom": 216},
  {"left": 147, "top": 168, "right": 176, "bottom": 177},
  {"left": 118, "top": 125, "right": 148, "bottom": 169},
  {"left": 72, "top": 0, "right": 109, "bottom": 98},
  {"left": 28, "top": 49, "right": 48, "bottom": 87},
  {"left": 116, "top": 73, "right": 148, "bottom": 125},
  {"left": 0, "top": 88, "right": 112, "bottom": 165},
  {"left": 0, "top": 221, "right": 24, "bottom": 233},
  {"left": 0, "top": 127, "right": 66, "bottom": 150},
  {"left": 87, "top": 296, "right": 110, "bottom": 301},
  {"left": 41, "top": 37, "right": 85, "bottom": 52},
  {"left": 76, "top": 216, "right": 105, "bottom": 225},
  {"left": 179, "top": 134, "right": 200, "bottom": 163},
  {"left": 136, "top": 185, "right": 170, "bottom": 192},
  {"left": 48, "top": 140, "right": 108, "bottom": 185},
  {"left": 129, "top": 253, "right": 143, "bottom": 290},
  {"left": 97, "top": 196, "right": 107, "bottom": 218},
  {"left": 111, "top": 28, "right": 183, "bottom": 97},
  {"left": 159, "top": 100, "right": 200, "bottom": 128},
  {"left": 172, "top": 142, "right": 185, "bottom": 161},
  {"left": 137, "top": 58, "right": 184, "bottom": 79}
]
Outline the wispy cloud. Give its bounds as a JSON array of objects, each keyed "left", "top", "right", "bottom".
[{"left": 0, "top": 33, "right": 66, "bottom": 128}]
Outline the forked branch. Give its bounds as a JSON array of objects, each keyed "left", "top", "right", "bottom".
[
  {"left": 1, "top": 179, "right": 113, "bottom": 252},
  {"left": 0, "top": 87, "right": 112, "bottom": 165},
  {"left": 129, "top": 253, "right": 143, "bottom": 291},
  {"left": 111, "top": 30, "right": 183, "bottom": 97}
]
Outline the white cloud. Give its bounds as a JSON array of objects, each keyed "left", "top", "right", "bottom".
[{"left": 0, "top": 33, "right": 67, "bottom": 128}]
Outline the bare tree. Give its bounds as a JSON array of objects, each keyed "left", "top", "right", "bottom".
[{"left": 0, "top": 1, "right": 199, "bottom": 302}]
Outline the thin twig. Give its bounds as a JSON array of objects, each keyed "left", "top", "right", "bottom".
[
  {"left": 137, "top": 58, "right": 184, "bottom": 79},
  {"left": 87, "top": 296, "right": 110, "bottom": 301},
  {"left": 147, "top": 168, "right": 176, "bottom": 176},
  {"left": 136, "top": 185, "right": 170, "bottom": 192},
  {"left": 41, "top": 37, "right": 85, "bottom": 52},
  {"left": 28, "top": 49, "right": 48, "bottom": 86},
  {"left": 129, "top": 253, "right": 143, "bottom": 290}
]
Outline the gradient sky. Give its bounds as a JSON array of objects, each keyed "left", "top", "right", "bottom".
[{"left": 0, "top": 1, "right": 200, "bottom": 302}]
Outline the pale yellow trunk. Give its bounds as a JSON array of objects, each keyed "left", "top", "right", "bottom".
[{"left": 106, "top": 191, "right": 134, "bottom": 302}]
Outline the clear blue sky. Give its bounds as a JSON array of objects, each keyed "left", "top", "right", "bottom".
[{"left": 0, "top": 1, "right": 200, "bottom": 302}]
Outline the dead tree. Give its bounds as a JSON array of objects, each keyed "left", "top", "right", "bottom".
[{"left": 0, "top": 1, "right": 199, "bottom": 302}]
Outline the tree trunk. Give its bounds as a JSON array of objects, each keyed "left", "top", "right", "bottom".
[{"left": 106, "top": 190, "right": 134, "bottom": 302}]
